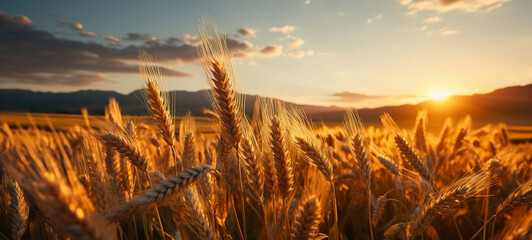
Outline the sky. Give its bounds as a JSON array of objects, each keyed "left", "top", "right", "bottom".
[{"left": 1, "top": 0, "right": 531, "bottom": 108}]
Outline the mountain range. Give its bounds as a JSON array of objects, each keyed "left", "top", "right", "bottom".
[{"left": 1, "top": 84, "right": 531, "bottom": 127}]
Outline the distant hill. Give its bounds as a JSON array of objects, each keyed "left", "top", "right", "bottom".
[
  {"left": 1, "top": 84, "right": 531, "bottom": 127},
  {"left": 319, "top": 84, "right": 532, "bottom": 127},
  {"left": 0, "top": 88, "right": 342, "bottom": 117}
]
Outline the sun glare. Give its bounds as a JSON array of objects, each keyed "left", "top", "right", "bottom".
[{"left": 430, "top": 89, "right": 451, "bottom": 101}]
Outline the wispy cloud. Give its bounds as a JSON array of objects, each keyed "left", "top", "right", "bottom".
[
  {"left": 80, "top": 31, "right": 96, "bottom": 37},
  {"left": 269, "top": 25, "right": 296, "bottom": 34},
  {"left": 122, "top": 33, "right": 156, "bottom": 41},
  {"left": 289, "top": 51, "right": 305, "bottom": 58},
  {"left": 424, "top": 16, "right": 441, "bottom": 23},
  {"left": 0, "top": 11, "right": 32, "bottom": 26},
  {"left": 101, "top": 34, "right": 120, "bottom": 43},
  {"left": 58, "top": 19, "right": 83, "bottom": 31},
  {"left": 440, "top": 27, "right": 458, "bottom": 35},
  {"left": 260, "top": 45, "right": 283, "bottom": 57},
  {"left": 398, "top": 0, "right": 512, "bottom": 15},
  {"left": 237, "top": 28, "right": 257, "bottom": 37},
  {"left": 287, "top": 37, "right": 304, "bottom": 50},
  {"left": 329, "top": 91, "right": 385, "bottom": 103},
  {"left": 367, "top": 13, "right": 383, "bottom": 24}
]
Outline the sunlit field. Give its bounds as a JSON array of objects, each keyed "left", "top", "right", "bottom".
[{"left": 1, "top": 20, "right": 532, "bottom": 240}]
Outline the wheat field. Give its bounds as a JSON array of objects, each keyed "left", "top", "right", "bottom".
[{"left": 1, "top": 21, "right": 532, "bottom": 240}]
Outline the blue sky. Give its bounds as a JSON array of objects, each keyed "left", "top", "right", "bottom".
[{"left": 1, "top": 0, "right": 531, "bottom": 107}]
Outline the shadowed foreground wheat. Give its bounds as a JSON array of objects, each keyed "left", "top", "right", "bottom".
[{"left": 1, "top": 20, "right": 532, "bottom": 240}]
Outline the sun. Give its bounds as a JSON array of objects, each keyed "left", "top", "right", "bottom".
[{"left": 429, "top": 89, "right": 451, "bottom": 101}]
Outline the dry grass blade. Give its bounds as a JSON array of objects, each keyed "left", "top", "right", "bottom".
[
  {"left": 291, "top": 197, "right": 322, "bottom": 240},
  {"left": 107, "top": 165, "right": 213, "bottom": 222}
]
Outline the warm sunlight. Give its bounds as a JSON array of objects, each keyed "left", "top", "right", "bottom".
[{"left": 430, "top": 89, "right": 451, "bottom": 101}]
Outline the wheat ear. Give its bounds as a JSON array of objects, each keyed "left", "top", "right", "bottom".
[
  {"left": 101, "top": 133, "right": 147, "bottom": 173},
  {"left": 32, "top": 175, "right": 114, "bottom": 240},
  {"left": 184, "top": 189, "right": 216, "bottom": 240},
  {"left": 209, "top": 59, "right": 243, "bottom": 149},
  {"left": 139, "top": 52, "right": 177, "bottom": 149},
  {"left": 291, "top": 197, "right": 322, "bottom": 240},
  {"left": 8, "top": 181, "right": 29, "bottom": 240},
  {"left": 239, "top": 137, "right": 264, "bottom": 203},
  {"left": 497, "top": 178, "right": 532, "bottom": 214},
  {"left": 295, "top": 137, "right": 333, "bottom": 182},
  {"left": 107, "top": 165, "right": 213, "bottom": 222},
  {"left": 375, "top": 152, "right": 401, "bottom": 176},
  {"left": 372, "top": 195, "right": 387, "bottom": 226},
  {"left": 410, "top": 171, "right": 490, "bottom": 236},
  {"left": 270, "top": 117, "right": 295, "bottom": 200},
  {"left": 394, "top": 133, "right": 433, "bottom": 184}
]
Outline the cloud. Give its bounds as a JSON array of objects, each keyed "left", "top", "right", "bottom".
[
  {"left": 0, "top": 11, "right": 32, "bottom": 26},
  {"left": 7, "top": 73, "right": 108, "bottom": 86},
  {"left": 237, "top": 28, "right": 257, "bottom": 37},
  {"left": 329, "top": 92, "right": 385, "bottom": 103},
  {"left": 367, "top": 18, "right": 372, "bottom": 23},
  {"left": 424, "top": 16, "right": 442, "bottom": 23},
  {"left": 80, "top": 31, "right": 96, "bottom": 37},
  {"left": 305, "top": 0, "right": 310, "bottom": 4},
  {"left": 376, "top": 13, "right": 383, "bottom": 19},
  {"left": 398, "top": 0, "right": 511, "bottom": 15},
  {"left": 269, "top": 25, "right": 296, "bottom": 34},
  {"left": 123, "top": 33, "right": 156, "bottom": 41},
  {"left": 287, "top": 37, "right": 304, "bottom": 50},
  {"left": 58, "top": 19, "right": 83, "bottom": 31},
  {"left": 101, "top": 34, "right": 120, "bottom": 43},
  {"left": 439, "top": 27, "right": 458, "bottom": 35},
  {"left": 289, "top": 51, "right": 305, "bottom": 58},
  {"left": 260, "top": 45, "right": 283, "bottom": 57},
  {"left": 0, "top": 11, "right": 280, "bottom": 87},
  {"left": 414, "top": 25, "right": 428, "bottom": 31},
  {"left": 306, "top": 50, "right": 315, "bottom": 56}
]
